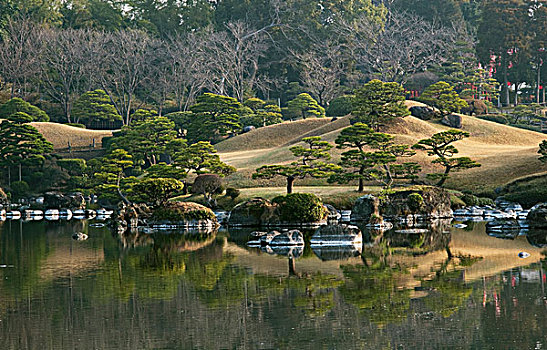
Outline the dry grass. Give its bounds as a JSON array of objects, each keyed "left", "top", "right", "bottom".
[
  {"left": 32, "top": 122, "right": 113, "bottom": 150},
  {"left": 217, "top": 103, "right": 547, "bottom": 193}
]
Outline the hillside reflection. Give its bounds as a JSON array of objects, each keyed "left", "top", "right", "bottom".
[{"left": 0, "top": 221, "right": 547, "bottom": 349}]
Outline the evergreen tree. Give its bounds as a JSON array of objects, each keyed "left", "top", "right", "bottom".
[
  {"left": 72, "top": 89, "right": 121, "bottom": 126},
  {"left": 253, "top": 136, "right": 340, "bottom": 193},
  {"left": 351, "top": 80, "right": 409, "bottom": 131},
  {"left": 413, "top": 129, "right": 480, "bottom": 186},
  {"left": 419, "top": 81, "right": 468, "bottom": 118},
  {"left": 286, "top": 93, "right": 325, "bottom": 121},
  {"left": 0, "top": 98, "right": 49, "bottom": 122},
  {"left": 0, "top": 112, "right": 53, "bottom": 184}
]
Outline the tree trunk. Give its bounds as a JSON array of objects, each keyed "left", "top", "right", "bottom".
[
  {"left": 436, "top": 166, "right": 451, "bottom": 187},
  {"left": 538, "top": 65, "right": 542, "bottom": 104},
  {"left": 383, "top": 164, "right": 393, "bottom": 188},
  {"left": 7, "top": 166, "right": 10, "bottom": 187},
  {"left": 514, "top": 82, "right": 519, "bottom": 106},
  {"left": 18, "top": 163, "right": 21, "bottom": 182},
  {"left": 287, "top": 176, "right": 295, "bottom": 194},
  {"left": 504, "top": 60, "right": 510, "bottom": 106},
  {"left": 358, "top": 177, "right": 364, "bottom": 193}
]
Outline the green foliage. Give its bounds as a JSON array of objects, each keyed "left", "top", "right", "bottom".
[
  {"left": 351, "top": 80, "right": 409, "bottom": 131},
  {"left": 0, "top": 98, "right": 49, "bottom": 122},
  {"left": 110, "top": 116, "right": 181, "bottom": 167},
  {"left": 57, "top": 158, "right": 86, "bottom": 175},
  {"left": 72, "top": 89, "right": 121, "bottom": 126},
  {"left": 478, "top": 114, "right": 509, "bottom": 125},
  {"left": 509, "top": 104, "right": 543, "bottom": 125},
  {"left": 93, "top": 149, "right": 134, "bottom": 203},
  {"left": 407, "top": 193, "right": 424, "bottom": 211},
  {"left": 0, "top": 112, "right": 53, "bottom": 181},
  {"left": 225, "top": 187, "right": 240, "bottom": 200},
  {"left": 151, "top": 207, "right": 216, "bottom": 222},
  {"left": 461, "top": 193, "right": 479, "bottom": 206},
  {"left": 172, "top": 141, "right": 236, "bottom": 177},
  {"left": 131, "top": 109, "right": 157, "bottom": 122},
  {"left": 540, "top": 140, "right": 547, "bottom": 163},
  {"left": 242, "top": 98, "right": 283, "bottom": 127},
  {"left": 286, "top": 93, "right": 325, "bottom": 121},
  {"left": 413, "top": 129, "right": 480, "bottom": 186},
  {"left": 330, "top": 123, "right": 417, "bottom": 190},
  {"left": 272, "top": 193, "right": 326, "bottom": 223},
  {"left": 326, "top": 95, "right": 355, "bottom": 117},
  {"left": 450, "top": 194, "right": 466, "bottom": 209},
  {"left": 254, "top": 136, "right": 341, "bottom": 193},
  {"left": 10, "top": 180, "right": 29, "bottom": 199},
  {"left": 419, "top": 81, "right": 468, "bottom": 117},
  {"left": 132, "top": 178, "right": 184, "bottom": 206},
  {"left": 187, "top": 93, "right": 248, "bottom": 143}
]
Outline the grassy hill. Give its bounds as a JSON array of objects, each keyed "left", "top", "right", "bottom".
[
  {"left": 217, "top": 102, "right": 547, "bottom": 194},
  {"left": 33, "top": 122, "right": 113, "bottom": 150}
]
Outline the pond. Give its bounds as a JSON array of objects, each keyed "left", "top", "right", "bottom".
[{"left": 0, "top": 219, "right": 547, "bottom": 349}]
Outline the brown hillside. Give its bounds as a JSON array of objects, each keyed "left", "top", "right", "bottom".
[
  {"left": 218, "top": 106, "right": 547, "bottom": 192},
  {"left": 32, "top": 122, "right": 113, "bottom": 150}
]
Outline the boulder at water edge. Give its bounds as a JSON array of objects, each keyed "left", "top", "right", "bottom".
[
  {"left": 148, "top": 202, "right": 218, "bottom": 229},
  {"left": 228, "top": 198, "right": 279, "bottom": 227},
  {"left": 381, "top": 186, "right": 453, "bottom": 220},
  {"left": 527, "top": 203, "right": 547, "bottom": 228},
  {"left": 311, "top": 224, "right": 362, "bottom": 246},
  {"left": 351, "top": 195, "right": 380, "bottom": 222}
]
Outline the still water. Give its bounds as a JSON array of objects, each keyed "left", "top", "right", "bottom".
[{"left": 0, "top": 219, "right": 547, "bottom": 349}]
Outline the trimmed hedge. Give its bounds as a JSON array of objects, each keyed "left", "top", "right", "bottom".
[{"left": 272, "top": 193, "right": 327, "bottom": 223}]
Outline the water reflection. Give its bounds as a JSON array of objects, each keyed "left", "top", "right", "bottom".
[{"left": 2, "top": 220, "right": 547, "bottom": 348}]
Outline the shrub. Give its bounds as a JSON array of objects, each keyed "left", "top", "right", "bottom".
[
  {"left": 225, "top": 187, "right": 241, "bottom": 200},
  {"left": 450, "top": 194, "right": 466, "bottom": 209},
  {"left": 477, "top": 197, "right": 495, "bottom": 207},
  {"left": 478, "top": 114, "right": 509, "bottom": 124},
  {"left": 461, "top": 193, "right": 479, "bottom": 206},
  {"left": 57, "top": 158, "right": 86, "bottom": 175},
  {"left": 272, "top": 193, "right": 326, "bottom": 223},
  {"left": 191, "top": 174, "right": 223, "bottom": 207},
  {"left": 66, "top": 123, "right": 86, "bottom": 128},
  {"left": 132, "top": 178, "right": 184, "bottom": 206},
  {"left": 407, "top": 193, "right": 424, "bottom": 211},
  {"left": 10, "top": 181, "right": 30, "bottom": 199},
  {"left": 326, "top": 95, "right": 355, "bottom": 117}
]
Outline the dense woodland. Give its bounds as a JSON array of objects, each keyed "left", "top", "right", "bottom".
[{"left": 0, "top": 0, "right": 545, "bottom": 126}]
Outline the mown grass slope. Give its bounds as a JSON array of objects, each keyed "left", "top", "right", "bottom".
[
  {"left": 217, "top": 102, "right": 547, "bottom": 194},
  {"left": 33, "top": 122, "right": 113, "bottom": 150}
]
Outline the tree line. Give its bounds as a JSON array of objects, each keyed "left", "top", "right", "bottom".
[{"left": 7, "top": 0, "right": 543, "bottom": 127}]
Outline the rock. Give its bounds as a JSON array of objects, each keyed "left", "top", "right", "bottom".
[
  {"left": 262, "top": 245, "right": 303, "bottom": 258},
  {"left": 242, "top": 125, "right": 256, "bottom": 133},
  {"left": 148, "top": 202, "right": 218, "bottom": 229},
  {"left": 72, "top": 232, "right": 88, "bottom": 241},
  {"left": 461, "top": 99, "right": 488, "bottom": 116},
  {"left": 409, "top": 106, "right": 439, "bottom": 120},
  {"left": 527, "top": 203, "right": 547, "bottom": 228},
  {"left": 351, "top": 195, "right": 381, "bottom": 222},
  {"left": 310, "top": 224, "right": 363, "bottom": 246},
  {"left": 312, "top": 245, "right": 362, "bottom": 261},
  {"left": 486, "top": 218, "right": 521, "bottom": 235},
  {"left": 259, "top": 230, "right": 304, "bottom": 246},
  {"left": 441, "top": 114, "right": 463, "bottom": 128},
  {"left": 381, "top": 186, "right": 453, "bottom": 219},
  {"left": 44, "top": 192, "right": 86, "bottom": 209},
  {"left": 324, "top": 204, "right": 341, "bottom": 222},
  {"left": 228, "top": 198, "right": 279, "bottom": 227}
]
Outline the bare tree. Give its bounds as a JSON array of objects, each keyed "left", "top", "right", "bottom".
[
  {"left": 165, "top": 32, "right": 211, "bottom": 111},
  {"left": 95, "top": 30, "right": 154, "bottom": 125},
  {"left": 293, "top": 39, "right": 347, "bottom": 106},
  {"left": 204, "top": 22, "right": 271, "bottom": 101},
  {"left": 0, "top": 17, "right": 44, "bottom": 98},
  {"left": 41, "top": 28, "right": 96, "bottom": 123},
  {"left": 341, "top": 11, "right": 457, "bottom": 84}
]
